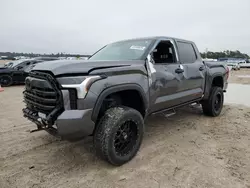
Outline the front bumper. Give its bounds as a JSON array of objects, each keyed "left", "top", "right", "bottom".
[
  {"left": 23, "top": 108, "right": 95, "bottom": 140},
  {"left": 56, "top": 109, "right": 95, "bottom": 139}
]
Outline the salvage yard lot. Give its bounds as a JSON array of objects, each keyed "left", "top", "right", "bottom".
[
  {"left": 0, "top": 60, "right": 10, "bottom": 65},
  {"left": 229, "top": 68, "right": 250, "bottom": 84},
  {"left": 1, "top": 70, "right": 250, "bottom": 188}
]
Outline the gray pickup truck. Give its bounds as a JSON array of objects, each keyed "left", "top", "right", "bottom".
[{"left": 23, "top": 36, "right": 229, "bottom": 166}]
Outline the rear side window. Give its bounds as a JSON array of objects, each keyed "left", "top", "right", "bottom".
[{"left": 177, "top": 42, "right": 197, "bottom": 63}]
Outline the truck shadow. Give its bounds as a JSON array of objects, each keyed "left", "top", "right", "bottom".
[{"left": 50, "top": 105, "right": 205, "bottom": 168}]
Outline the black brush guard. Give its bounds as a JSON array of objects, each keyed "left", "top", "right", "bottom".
[{"left": 22, "top": 71, "right": 64, "bottom": 135}]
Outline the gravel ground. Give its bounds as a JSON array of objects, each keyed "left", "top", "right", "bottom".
[
  {"left": 229, "top": 68, "right": 250, "bottom": 84},
  {"left": 1, "top": 72, "right": 250, "bottom": 188},
  {"left": 0, "top": 60, "right": 10, "bottom": 64}
]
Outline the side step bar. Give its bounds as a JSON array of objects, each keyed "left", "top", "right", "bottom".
[
  {"left": 151, "top": 98, "right": 202, "bottom": 116},
  {"left": 163, "top": 109, "right": 176, "bottom": 118}
]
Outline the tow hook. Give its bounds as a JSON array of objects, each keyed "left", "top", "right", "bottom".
[{"left": 30, "top": 118, "right": 47, "bottom": 133}]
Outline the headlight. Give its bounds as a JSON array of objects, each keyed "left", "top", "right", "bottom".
[
  {"left": 57, "top": 76, "right": 87, "bottom": 85},
  {"left": 57, "top": 76, "right": 102, "bottom": 98}
]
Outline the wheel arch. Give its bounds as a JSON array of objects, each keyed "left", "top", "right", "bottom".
[
  {"left": 212, "top": 75, "right": 224, "bottom": 88},
  {"left": 203, "top": 73, "right": 224, "bottom": 100},
  {"left": 91, "top": 84, "right": 148, "bottom": 123}
]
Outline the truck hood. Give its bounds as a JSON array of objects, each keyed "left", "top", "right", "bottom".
[{"left": 31, "top": 60, "right": 145, "bottom": 76}]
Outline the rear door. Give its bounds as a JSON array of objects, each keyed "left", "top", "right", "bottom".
[{"left": 175, "top": 41, "right": 206, "bottom": 102}]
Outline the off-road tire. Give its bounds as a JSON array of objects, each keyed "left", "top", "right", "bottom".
[
  {"left": 94, "top": 106, "right": 144, "bottom": 166},
  {"left": 0, "top": 75, "right": 13, "bottom": 87},
  {"left": 202, "top": 86, "right": 224, "bottom": 117}
]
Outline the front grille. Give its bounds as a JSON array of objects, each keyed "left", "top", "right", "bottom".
[
  {"left": 23, "top": 71, "right": 63, "bottom": 124},
  {"left": 24, "top": 86, "right": 57, "bottom": 114}
]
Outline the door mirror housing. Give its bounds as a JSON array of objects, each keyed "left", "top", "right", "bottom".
[
  {"left": 146, "top": 53, "right": 156, "bottom": 74},
  {"left": 146, "top": 53, "right": 154, "bottom": 64},
  {"left": 17, "top": 66, "right": 23, "bottom": 70}
]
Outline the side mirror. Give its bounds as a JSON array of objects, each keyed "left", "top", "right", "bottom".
[
  {"left": 146, "top": 53, "right": 154, "bottom": 64},
  {"left": 146, "top": 53, "right": 156, "bottom": 74},
  {"left": 17, "top": 66, "right": 23, "bottom": 70}
]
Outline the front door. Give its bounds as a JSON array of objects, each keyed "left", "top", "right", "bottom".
[{"left": 147, "top": 40, "right": 185, "bottom": 113}]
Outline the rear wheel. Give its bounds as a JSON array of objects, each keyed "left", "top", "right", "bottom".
[
  {"left": 0, "top": 75, "right": 12, "bottom": 87},
  {"left": 202, "top": 87, "right": 224, "bottom": 117},
  {"left": 94, "top": 106, "right": 144, "bottom": 166}
]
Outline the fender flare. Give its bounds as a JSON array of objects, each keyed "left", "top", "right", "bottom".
[
  {"left": 204, "top": 73, "right": 224, "bottom": 99},
  {"left": 211, "top": 73, "right": 223, "bottom": 80},
  {"left": 91, "top": 83, "right": 148, "bottom": 122}
]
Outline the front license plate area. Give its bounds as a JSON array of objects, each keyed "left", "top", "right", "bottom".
[{"left": 38, "top": 112, "right": 46, "bottom": 119}]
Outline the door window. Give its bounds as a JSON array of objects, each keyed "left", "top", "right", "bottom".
[
  {"left": 176, "top": 42, "right": 197, "bottom": 63},
  {"left": 15, "top": 64, "right": 25, "bottom": 70},
  {"left": 31, "top": 60, "right": 42, "bottom": 64},
  {"left": 152, "top": 41, "right": 176, "bottom": 64}
]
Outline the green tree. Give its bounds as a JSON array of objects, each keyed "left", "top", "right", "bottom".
[{"left": 201, "top": 50, "right": 249, "bottom": 59}]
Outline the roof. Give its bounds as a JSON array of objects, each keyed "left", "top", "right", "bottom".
[
  {"left": 33, "top": 57, "right": 59, "bottom": 60},
  {"left": 111, "top": 36, "right": 193, "bottom": 44}
]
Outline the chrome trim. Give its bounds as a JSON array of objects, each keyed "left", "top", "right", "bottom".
[
  {"left": 169, "top": 39, "right": 179, "bottom": 62},
  {"left": 62, "top": 76, "right": 101, "bottom": 99}
]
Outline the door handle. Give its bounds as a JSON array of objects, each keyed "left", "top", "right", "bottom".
[
  {"left": 175, "top": 68, "right": 184, "bottom": 74},
  {"left": 199, "top": 66, "right": 204, "bottom": 71}
]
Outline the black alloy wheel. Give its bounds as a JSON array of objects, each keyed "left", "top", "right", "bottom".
[
  {"left": 114, "top": 120, "right": 138, "bottom": 157},
  {"left": 202, "top": 86, "right": 224, "bottom": 117},
  {"left": 94, "top": 106, "right": 144, "bottom": 166},
  {"left": 0, "top": 75, "right": 13, "bottom": 87}
]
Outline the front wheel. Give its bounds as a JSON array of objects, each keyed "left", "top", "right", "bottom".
[
  {"left": 94, "top": 106, "right": 144, "bottom": 166},
  {"left": 202, "top": 87, "right": 224, "bottom": 117},
  {"left": 0, "top": 75, "right": 13, "bottom": 87}
]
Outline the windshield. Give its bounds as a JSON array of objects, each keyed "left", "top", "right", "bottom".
[
  {"left": 89, "top": 39, "right": 152, "bottom": 61},
  {"left": 3, "top": 62, "right": 12, "bottom": 67},
  {"left": 4, "top": 59, "right": 28, "bottom": 68}
]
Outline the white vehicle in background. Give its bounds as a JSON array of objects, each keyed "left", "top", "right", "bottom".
[
  {"left": 238, "top": 60, "right": 250, "bottom": 68},
  {"left": 202, "top": 58, "right": 217, "bottom": 62},
  {"left": 226, "top": 61, "right": 240, "bottom": 70}
]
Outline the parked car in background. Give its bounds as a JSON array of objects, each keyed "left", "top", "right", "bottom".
[
  {"left": 0, "top": 57, "right": 58, "bottom": 86},
  {"left": 238, "top": 60, "right": 250, "bottom": 68},
  {"left": 226, "top": 61, "right": 240, "bottom": 70},
  {"left": 238, "top": 60, "right": 247, "bottom": 64}
]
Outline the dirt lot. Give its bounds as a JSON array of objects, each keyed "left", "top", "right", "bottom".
[
  {"left": 229, "top": 68, "right": 250, "bottom": 84},
  {"left": 1, "top": 71, "right": 250, "bottom": 188},
  {"left": 0, "top": 60, "right": 10, "bottom": 64}
]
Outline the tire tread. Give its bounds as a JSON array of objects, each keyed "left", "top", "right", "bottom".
[
  {"left": 94, "top": 106, "right": 144, "bottom": 166},
  {"left": 202, "top": 86, "right": 224, "bottom": 117}
]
